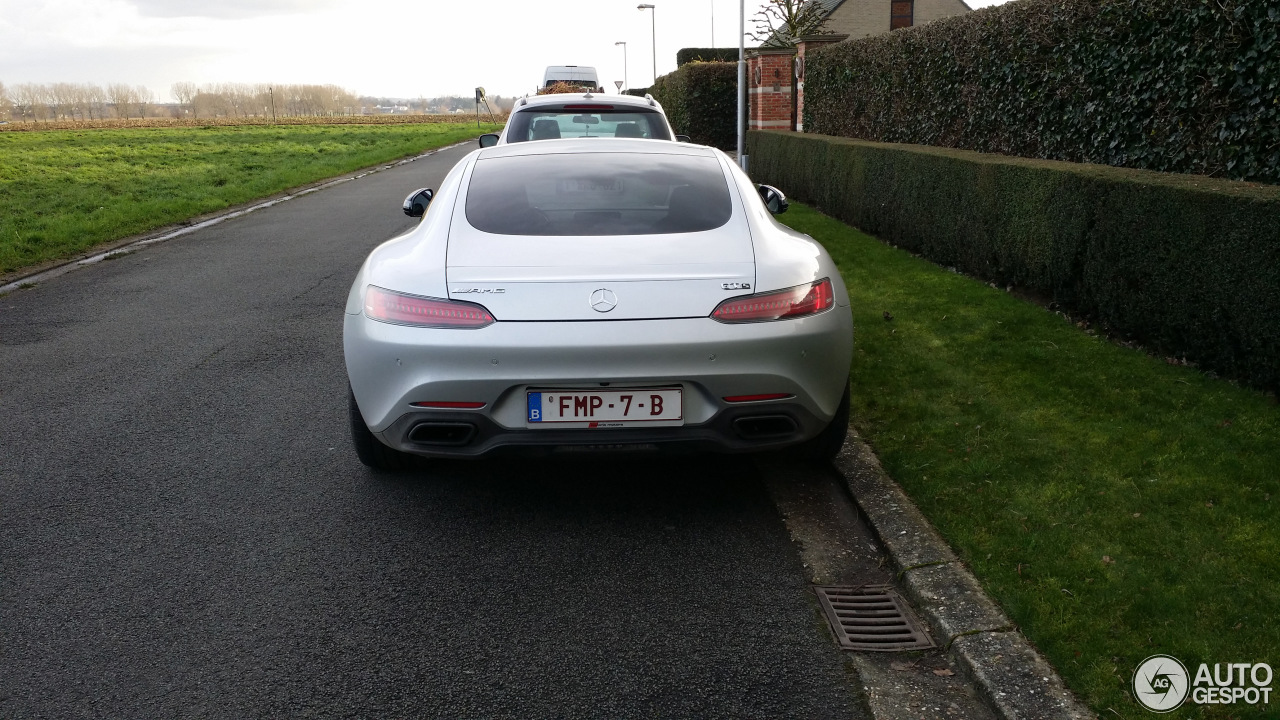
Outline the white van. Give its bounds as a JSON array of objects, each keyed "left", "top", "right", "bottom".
[{"left": 543, "top": 66, "right": 601, "bottom": 91}]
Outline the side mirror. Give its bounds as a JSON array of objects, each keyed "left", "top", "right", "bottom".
[
  {"left": 757, "top": 184, "right": 789, "bottom": 215},
  {"left": 675, "top": 134, "right": 691, "bottom": 142},
  {"left": 402, "top": 188, "right": 434, "bottom": 217},
  {"left": 478, "top": 133, "right": 500, "bottom": 148}
]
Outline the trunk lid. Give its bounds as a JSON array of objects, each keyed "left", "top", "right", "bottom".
[{"left": 445, "top": 222, "right": 755, "bottom": 322}]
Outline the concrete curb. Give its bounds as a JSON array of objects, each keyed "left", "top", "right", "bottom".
[
  {"left": 0, "top": 140, "right": 474, "bottom": 297},
  {"left": 834, "top": 430, "right": 1097, "bottom": 720}
]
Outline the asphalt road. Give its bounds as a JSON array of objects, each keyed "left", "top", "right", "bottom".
[{"left": 0, "top": 142, "right": 870, "bottom": 718}]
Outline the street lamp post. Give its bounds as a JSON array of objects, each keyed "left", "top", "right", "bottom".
[
  {"left": 615, "top": 41, "right": 628, "bottom": 93},
  {"left": 736, "top": 0, "right": 745, "bottom": 169},
  {"left": 637, "top": 4, "right": 656, "bottom": 85}
]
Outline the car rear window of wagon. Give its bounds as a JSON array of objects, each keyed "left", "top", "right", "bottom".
[
  {"left": 464, "top": 153, "right": 733, "bottom": 236},
  {"left": 505, "top": 108, "right": 672, "bottom": 142}
]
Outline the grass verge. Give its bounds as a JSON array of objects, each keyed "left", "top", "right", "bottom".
[
  {"left": 781, "top": 203, "right": 1279, "bottom": 719},
  {"left": 0, "top": 122, "right": 500, "bottom": 274}
]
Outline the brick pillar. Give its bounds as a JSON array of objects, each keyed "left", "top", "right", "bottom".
[
  {"left": 747, "top": 49, "right": 796, "bottom": 132},
  {"left": 794, "top": 34, "right": 848, "bottom": 133}
]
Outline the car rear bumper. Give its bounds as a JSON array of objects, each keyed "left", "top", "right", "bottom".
[
  {"left": 373, "top": 401, "right": 829, "bottom": 459},
  {"left": 344, "top": 311, "right": 854, "bottom": 454}
]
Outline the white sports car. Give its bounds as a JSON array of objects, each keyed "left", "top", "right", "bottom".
[{"left": 344, "top": 137, "right": 854, "bottom": 470}]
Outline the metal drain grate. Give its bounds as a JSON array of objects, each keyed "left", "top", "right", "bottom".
[{"left": 815, "top": 585, "right": 935, "bottom": 652}]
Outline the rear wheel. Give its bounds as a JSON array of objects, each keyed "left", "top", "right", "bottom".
[
  {"left": 793, "top": 382, "right": 851, "bottom": 463},
  {"left": 349, "top": 387, "right": 418, "bottom": 471}
]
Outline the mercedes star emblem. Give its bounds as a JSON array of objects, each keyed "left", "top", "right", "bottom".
[{"left": 590, "top": 288, "right": 618, "bottom": 313}]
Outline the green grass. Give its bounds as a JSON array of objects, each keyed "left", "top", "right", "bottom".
[
  {"left": 0, "top": 123, "right": 500, "bottom": 273},
  {"left": 781, "top": 203, "right": 1279, "bottom": 719}
]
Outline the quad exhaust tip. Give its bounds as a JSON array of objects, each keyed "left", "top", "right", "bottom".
[
  {"left": 407, "top": 422, "right": 477, "bottom": 446},
  {"left": 732, "top": 415, "right": 798, "bottom": 440}
]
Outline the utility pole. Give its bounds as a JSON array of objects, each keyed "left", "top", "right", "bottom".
[
  {"left": 268, "top": 86, "right": 276, "bottom": 123},
  {"left": 736, "top": 0, "right": 745, "bottom": 170}
]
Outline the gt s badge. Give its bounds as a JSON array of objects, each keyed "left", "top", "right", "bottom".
[
  {"left": 452, "top": 288, "right": 506, "bottom": 294},
  {"left": 721, "top": 282, "right": 751, "bottom": 290}
]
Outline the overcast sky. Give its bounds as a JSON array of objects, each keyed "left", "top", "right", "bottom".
[{"left": 0, "top": 0, "right": 1013, "bottom": 101}]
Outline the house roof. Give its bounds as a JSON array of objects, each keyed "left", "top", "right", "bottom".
[
  {"left": 808, "top": 0, "right": 847, "bottom": 17},
  {"left": 761, "top": 0, "right": 974, "bottom": 46},
  {"left": 799, "top": 0, "right": 976, "bottom": 32},
  {"left": 759, "top": 0, "right": 848, "bottom": 47},
  {"left": 813, "top": 0, "right": 976, "bottom": 18}
]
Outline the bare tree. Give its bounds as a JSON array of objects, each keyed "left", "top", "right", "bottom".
[
  {"left": 252, "top": 84, "right": 272, "bottom": 118},
  {"left": 229, "top": 83, "right": 250, "bottom": 117},
  {"left": 85, "top": 84, "right": 107, "bottom": 120},
  {"left": 215, "top": 83, "right": 236, "bottom": 117},
  {"left": 750, "top": 0, "right": 829, "bottom": 48},
  {"left": 171, "top": 81, "right": 197, "bottom": 117},
  {"left": 107, "top": 83, "right": 133, "bottom": 118},
  {"left": 73, "top": 84, "right": 91, "bottom": 119},
  {"left": 4, "top": 79, "right": 364, "bottom": 123},
  {"left": 193, "top": 90, "right": 223, "bottom": 118},
  {"left": 12, "top": 83, "right": 45, "bottom": 121},
  {"left": 134, "top": 85, "right": 152, "bottom": 118},
  {"left": 92, "top": 84, "right": 110, "bottom": 118},
  {"left": 49, "top": 82, "right": 73, "bottom": 119},
  {"left": 232, "top": 83, "right": 251, "bottom": 117}
]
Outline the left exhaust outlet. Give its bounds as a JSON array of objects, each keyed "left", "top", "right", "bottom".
[{"left": 407, "top": 422, "right": 477, "bottom": 446}]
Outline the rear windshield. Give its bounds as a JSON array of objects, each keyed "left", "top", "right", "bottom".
[
  {"left": 465, "top": 153, "right": 733, "bottom": 236},
  {"left": 505, "top": 108, "right": 672, "bottom": 142}
]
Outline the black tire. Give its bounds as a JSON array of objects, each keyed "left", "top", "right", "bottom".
[
  {"left": 349, "top": 387, "right": 418, "bottom": 472},
  {"left": 793, "top": 382, "right": 851, "bottom": 463}
]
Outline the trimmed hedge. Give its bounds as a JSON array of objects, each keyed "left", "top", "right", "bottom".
[
  {"left": 748, "top": 130, "right": 1280, "bottom": 391},
  {"left": 803, "top": 0, "right": 1280, "bottom": 185},
  {"left": 650, "top": 62, "right": 738, "bottom": 150},
  {"left": 676, "top": 47, "right": 741, "bottom": 66}
]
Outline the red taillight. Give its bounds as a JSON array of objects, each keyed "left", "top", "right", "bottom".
[
  {"left": 411, "top": 401, "right": 487, "bottom": 409},
  {"left": 723, "top": 393, "right": 794, "bottom": 403},
  {"left": 711, "top": 279, "right": 834, "bottom": 323},
  {"left": 364, "top": 286, "right": 494, "bottom": 328}
]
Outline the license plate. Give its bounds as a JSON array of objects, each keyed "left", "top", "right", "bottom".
[{"left": 526, "top": 388, "right": 682, "bottom": 426}]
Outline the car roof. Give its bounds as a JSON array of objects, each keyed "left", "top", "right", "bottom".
[
  {"left": 513, "top": 92, "right": 664, "bottom": 112},
  {"left": 475, "top": 137, "right": 720, "bottom": 160}
]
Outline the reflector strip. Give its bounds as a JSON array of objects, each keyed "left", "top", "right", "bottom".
[
  {"left": 411, "top": 401, "right": 486, "bottom": 409},
  {"left": 364, "top": 286, "right": 494, "bottom": 328},
  {"left": 723, "top": 393, "right": 793, "bottom": 403},
  {"left": 712, "top": 279, "right": 835, "bottom": 323}
]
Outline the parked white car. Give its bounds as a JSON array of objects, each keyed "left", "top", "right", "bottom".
[
  {"left": 344, "top": 138, "right": 854, "bottom": 470},
  {"left": 479, "top": 92, "right": 679, "bottom": 147}
]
